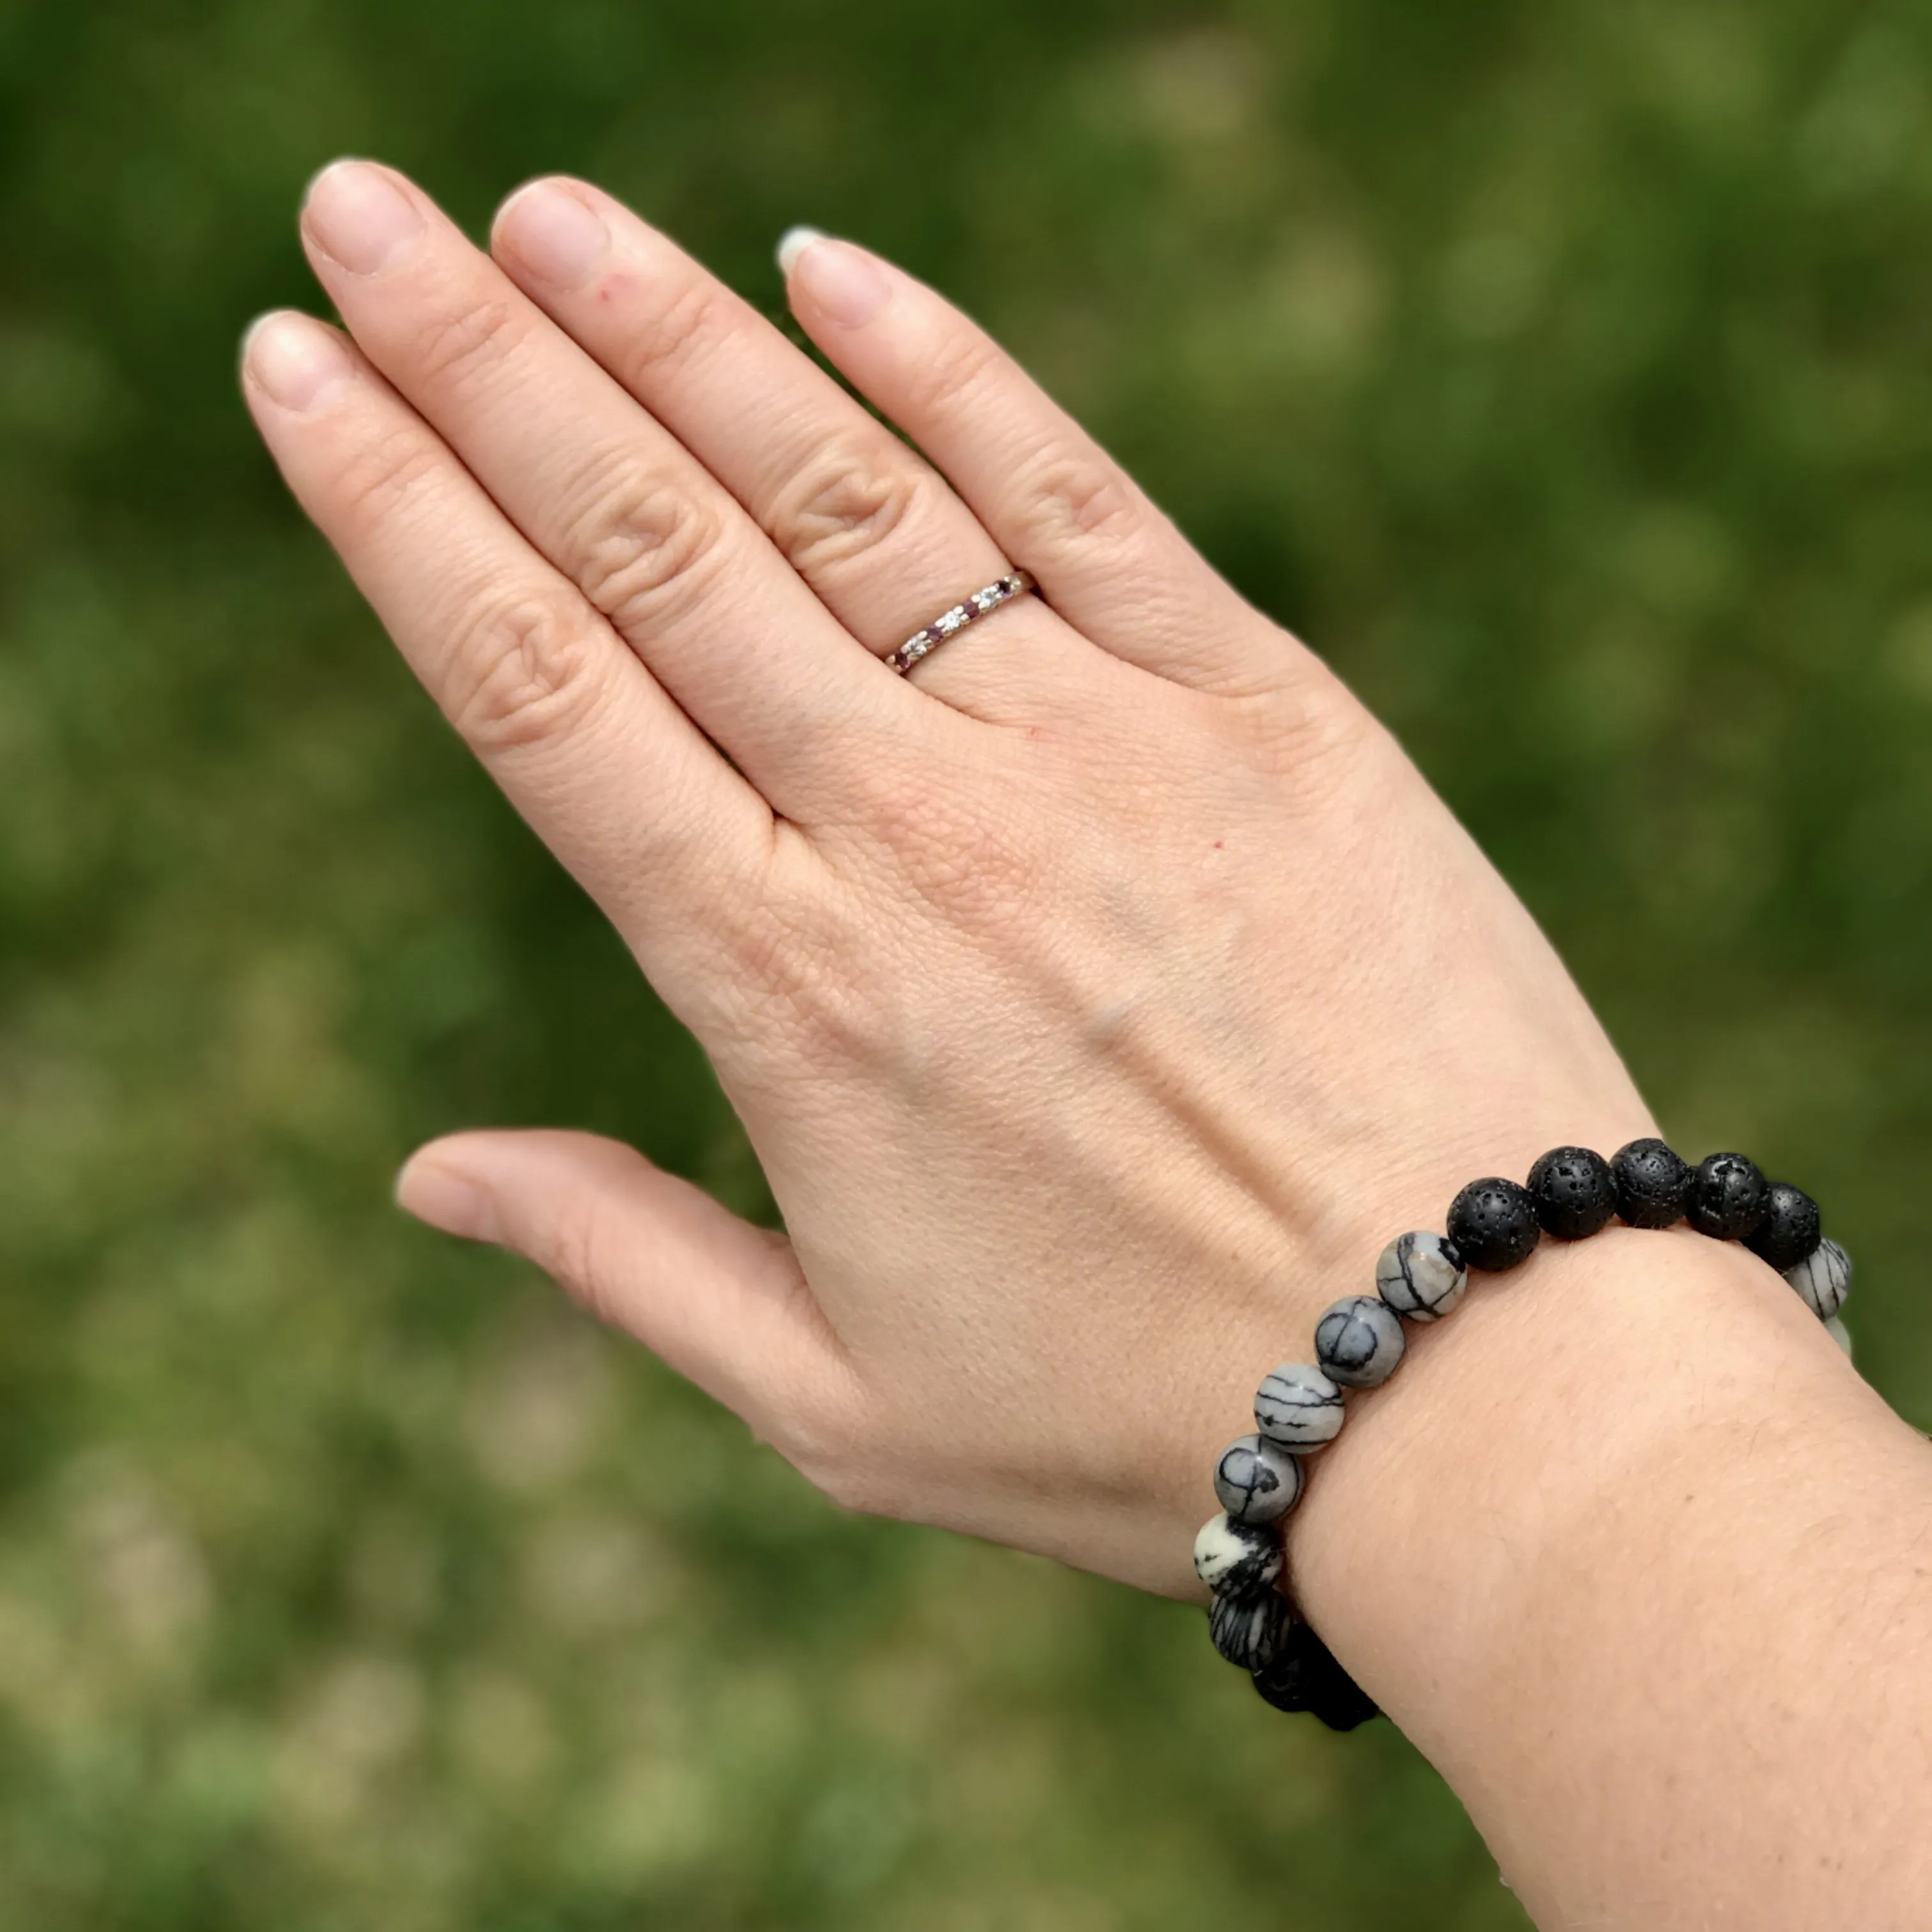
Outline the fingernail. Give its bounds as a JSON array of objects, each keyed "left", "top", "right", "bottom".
[
  {"left": 397, "top": 1158, "right": 501, "bottom": 1245},
  {"left": 785, "top": 233, "right": 891, "bottom": 328},
  {"left": 775, "top": 224, "right": 824, "bottom": 275},
  {"left": 495, "top": 181, "right": 610, "bottom": 291},
  {"left": 302, "top": 159, "right": 424, "bottom": 275},
  {"left": 242, "top": 311, "right": 354, "bottom": 411}
]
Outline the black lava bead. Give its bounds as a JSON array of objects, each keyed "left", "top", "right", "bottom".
[
  {"left": 1685, "top": 1152, "right": 1770, "bottom": 1241},
  {"left": 1744, "top": 1182, "right": 1823, "bottom": 1272},
  {"left": 1251, "top": 1623, "right": 1379, "bottom": 1730},
  {"left": 1611, "top": 1138, "right": 1693, "bottom": 1229},
  {"left": 1447, "top": 1177, "right": 1540, "bottom": 1271},
  {"left": 1526, "top": 1146, "right": 1617, "bottom": 1241}
]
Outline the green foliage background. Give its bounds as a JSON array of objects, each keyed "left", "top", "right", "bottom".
[{"left": 3, "top": 1, "right": 1931, "bottom": 1925}]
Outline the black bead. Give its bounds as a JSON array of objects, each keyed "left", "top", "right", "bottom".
[
  {"left": 1526, "top": 1146, "right": 1616, "bottom": 1241},
  {"left": 1308, "top": 1671, "right": 1379, "bottom": 1733},
  {"left": 1685, "top": 1152, "right": 1770, "bottom": 1241},
  {"left": 1611, "top": 1138, "right": 1693, "bottom": 1228},
  {"left": 1250, "top": 1622, "right": 1379, "bottom": 1730},
  {"left": 1744, "top": 1182, "right": 1823, "bottom": 1272},
  {"left": 1446, "top": 1177, "right": 1540, "bottom": 1271}
]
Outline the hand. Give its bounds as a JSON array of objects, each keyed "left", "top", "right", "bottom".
[{"left": 242, "top": 162, "right": 1654, "bottom": 1599}]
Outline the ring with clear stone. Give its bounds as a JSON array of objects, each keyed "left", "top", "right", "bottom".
[{"left": 886, "top": 569, "right": 1036, "bottom": 675}]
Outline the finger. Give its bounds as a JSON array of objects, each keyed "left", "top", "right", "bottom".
[
  {"left": 298, "top": 160, "right": 918, "bottom": 810},
  {"left": 398, "top": 1129, "right": 859, "bottom": 1444},
  {"left": 488, "top": 180, "right": 1094, "bottom": 719},
  {"left": 783, "top": 234, "right": 1308, "bottom": 696},
  {"left": 241, "top": 308, "right": 772, "bottom": 990}
]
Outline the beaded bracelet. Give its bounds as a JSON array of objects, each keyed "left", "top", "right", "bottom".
[{"left": 1195, "top": 1139, "right": 1855, "bottom": 1731}]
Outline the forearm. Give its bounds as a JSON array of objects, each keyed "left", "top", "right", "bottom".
[{"left": 1293, "top": 1228, "right": 1932, "bottom": 1928}]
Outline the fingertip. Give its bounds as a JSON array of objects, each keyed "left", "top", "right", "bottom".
[
  {"left": 775, "top": 224, "right": 826, "bottom": 277},
  {"left": 489, "top": 176, "right": 540, "bottom": 250},
  {"left": 782, "top": 233, "right": 892, "bottom": 328},
  {"left": 396, "top": 1144, "right": 502, "bottom": 1245},
  {"left": 491, "top": 176, "right": 611, "bottom": 291},
  {"left": 492, "top": 172, "right": 565, "bottom": 230},
  {"left": 300, "top": 158, "right": 425, "bottom": 276},
  {"left": 298, "top": 155, "right": 377, "bottom": 218},
  {"left": 239, "top": 309, "right": 295, "bottom": 383},
  {"left": 240, "top": 309, "right": 355, "bottom": 413}
]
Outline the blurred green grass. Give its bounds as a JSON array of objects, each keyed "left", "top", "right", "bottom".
[{"left": 3, "top": 0, "right": 1931, "bottom": 1924}]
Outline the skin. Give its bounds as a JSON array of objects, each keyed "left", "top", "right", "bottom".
[{"left": 241, "top": 161, "right": 1932, "bottom": 1928}]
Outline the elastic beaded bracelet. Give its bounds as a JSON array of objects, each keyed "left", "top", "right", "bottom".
[{"left": 1195, "top": 1138, "right": 1855, "bottom": 1731}]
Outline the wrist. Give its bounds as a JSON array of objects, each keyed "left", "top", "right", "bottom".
[
  {"left": 1292, "top": 1228, "right": 1809, "bottom": 1681},
  {"left": 1287, "top": 1222, "right": 1914, "bottom": 1903}
]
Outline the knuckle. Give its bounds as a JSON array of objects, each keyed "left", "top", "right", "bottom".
[
  {"left": 902, "top": 326, "right": 1001, "bottom": 423},
  {"left": 334, "top": 422, "right": 447, "bottom": 534},
  {"left": 618, "top": 279, "right": 726, "bottom": 387},
  {"left": 1014, "top": 444, "right": 1142, "bottom": 549},
  {"left": 572, "top": 469, "right": 728, "bottom": 635},
  {"left": 1225, "top": 657, "right": 1374, "bottom": 783},
  {"left": 440, "top": 586, "right": 610, "bottom": 755},
  {"left": 767, "top": 434, "right": 926, "bottom": 581},
  {"left": 412, "top": 297, "right": 528, "bottom": 393}
]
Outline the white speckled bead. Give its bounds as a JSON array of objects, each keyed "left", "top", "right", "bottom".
[
  {"left": 1193, "top": 1512, "right": 1284, "bottom": 1597},
  {"left": 1254, "top": 1363, "right": 1346, "bottom": 1452},
  {"left": 1376, "top": 1230, "right": 1468, "bottom": 1322},
  {"left": 1784, "top": 1238, "right": 1851, "bottom": 1321},
  {"left": 1213, "top": 1433, "right": 1305, "bottom": 1524},
  {"left": 1825, "top": 1315, "right": 1853, "bottom": 1360},
  {"left": 1209, "top": 1588, "right": 1292, "bottom": 1672},
  {"left": 1314, "top": 1295, "right": 1407, "bottom": 1388}
]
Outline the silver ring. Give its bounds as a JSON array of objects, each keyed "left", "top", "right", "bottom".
[{"left": 887, "top": 570, "right": 1035, "bottom": 675}]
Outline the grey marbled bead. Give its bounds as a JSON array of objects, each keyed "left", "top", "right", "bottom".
[
  {"left": 1209, "top": 1588, "right": 1291, "bottom": 1672},
  {"left": 1784, "top": 1237, "right": 1851, "bottom": 1321},
  {"left": 1193, "top": 1512, "right": 1284, "bottom": 1597},
  {"left": 1825, "top": 1315, "right": 1853, "bottom": 1360},
  {"left": 1314, "top": 1295, "right": 1407, "bottom": 1388},
  {"left": 1213, "top": 1433, "right": 1305, "bottom": 1524},
  {"left": 1376, "top": 1230, "right": 1468, "bottom": 1322},
  {"left": 1254, "top": 1363, "right": 1345, "bottom": 1452}
]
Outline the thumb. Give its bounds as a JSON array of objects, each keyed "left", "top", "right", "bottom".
[{"left": 396, "top": 1128, "right": 850, "bottom": 1434}]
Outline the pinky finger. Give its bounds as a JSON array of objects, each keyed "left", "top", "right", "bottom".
[{"left": 397, "top": 1128, "right": 863, "bottom": 1461}]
